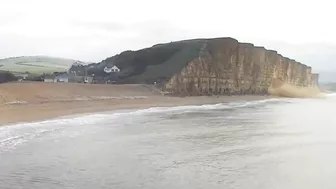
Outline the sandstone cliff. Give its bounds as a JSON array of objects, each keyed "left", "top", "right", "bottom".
[
  {"left": 93, "top": 37, "right": 318, "bottom": 96},
  {"left": 163, "top": 38, "right": 318, "bottom": 95}
]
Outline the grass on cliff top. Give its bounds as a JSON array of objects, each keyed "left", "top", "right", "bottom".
[{"left": 100, "top": 39, "right": 206, "bottom": 83}]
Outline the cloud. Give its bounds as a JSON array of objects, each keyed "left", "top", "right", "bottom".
[
  {"left": 258, "top": 41, "right": 336, "bottom": 72},
  {"left": 71, "top": 20, "right": 125, "bottom": 31},
  {"left": 0, "top": 0, "right": 336, "bottom": 72}
]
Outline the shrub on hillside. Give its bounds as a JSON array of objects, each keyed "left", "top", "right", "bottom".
[{"left": 0, "top": 71, "right": 17, "bottom": 83}]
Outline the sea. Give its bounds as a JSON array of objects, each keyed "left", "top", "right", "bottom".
[{"left": 0, "top": 93, "right": 336, "bottom": 189}]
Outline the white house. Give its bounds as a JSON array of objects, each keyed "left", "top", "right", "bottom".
[
  {"left": 44, "top": 77, "right": 54, "bottom": 82},
  {"left": 104, "top": 65, "right": 120, "bottom": 73},
  {"left": 84, "top": 76, "right": 93, "bottom": 83}
]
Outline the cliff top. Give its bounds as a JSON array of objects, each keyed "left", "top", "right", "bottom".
[{"left": 87, "top": 37, "right": 313, "bottom": 84}]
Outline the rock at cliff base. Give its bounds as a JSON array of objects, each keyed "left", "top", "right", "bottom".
[{"left": 268, "top": 79, "right": 323, "bottom": 98}]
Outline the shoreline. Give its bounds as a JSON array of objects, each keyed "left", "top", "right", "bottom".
[
  {"left": 0, "top": 95, "right": 270, "bottom": 126},
  {"left": 0, "top": 81, "right": 325, "bottom": 127}
]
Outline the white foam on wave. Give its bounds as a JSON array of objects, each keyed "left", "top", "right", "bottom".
[
  {"left": 0, "top": 97, "right": 290, "bottom": 151},
  {"left": 1, "top": 98, "right": 290, "bottom": 129},
  {"left": 122, "top": 98, "right": 290, "bottom": 116},
  {"left": 325, "top": 93, "right": 336, "bottom": 97},
  {"left": 0, "top": 113, "right": 114, "bottom": 151}
]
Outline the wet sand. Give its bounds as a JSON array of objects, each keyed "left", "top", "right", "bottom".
[{"left": 0, "top": 82, "right": 268, "bottom": 126}]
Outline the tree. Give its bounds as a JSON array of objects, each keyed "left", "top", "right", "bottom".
[{"left": 0, "top": 71, "right": 17, "bottom": 83}]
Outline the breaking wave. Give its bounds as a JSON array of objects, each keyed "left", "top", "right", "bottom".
[
  {"left": 0, "top": 98, "right": 293, "bottom": 151},
  {"left": 2, "top": 98, "right": 291, "bottom": 127},
  {"left": 3, "top": 93, "right": 336, "bottom": 152}
]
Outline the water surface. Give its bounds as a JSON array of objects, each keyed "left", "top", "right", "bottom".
[{"left": 1, "top": 95, "right": 335, "bottom": 189}]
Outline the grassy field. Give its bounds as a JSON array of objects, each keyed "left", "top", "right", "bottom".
[{"left": 0, "top": 56, "right": 84, "bottom": 74}]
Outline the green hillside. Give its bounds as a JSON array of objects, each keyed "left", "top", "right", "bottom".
[
  {"left": 0, "top": 56, "right": 85, "bottom": 74},
  {"left": 93, "top": 39, "right": 207, "bottom": 84}
]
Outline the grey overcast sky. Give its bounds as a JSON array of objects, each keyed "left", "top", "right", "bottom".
[{"left": 1, "top": 0, "right": 336, "bottom": 72}]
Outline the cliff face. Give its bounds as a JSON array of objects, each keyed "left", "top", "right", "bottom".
[
  {"left": 311, "top": 73, "right": 319, "bottom": 86},
  {"left": 90, "top": 37, "right": 318, "bottom": 96},
  {"left": 163, "top": 38, "right": 318, "bottom": 95}
]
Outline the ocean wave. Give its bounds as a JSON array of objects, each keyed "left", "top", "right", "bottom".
[
  {"left": 0, "top": 98, "right": 292, "bottom": 151},
  {"left": 123, "top": 98, "right": 292, "bottom": 116},
  {"left": 325, "top": 93, "right": 336, "bottom": 97},
  {"left": 0, "top": 114, "right": 111, "bottom": 152},
  {"left": 1, "top": 98, "right": 291, "bottom": 129}
]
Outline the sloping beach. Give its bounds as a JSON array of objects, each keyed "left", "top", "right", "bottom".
[{"left": 0, "top": 82, "right": 269, "bottom": 126}]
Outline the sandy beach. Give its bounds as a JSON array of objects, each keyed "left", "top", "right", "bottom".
[{"left": 0, "top": 82, "right": 269, "bottom": 126}]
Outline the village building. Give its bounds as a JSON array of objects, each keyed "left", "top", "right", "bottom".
[
  {"left": 54, "top": 73, "right": 69, "bottom": 82},
  {"left": 68, "top": 75, "right": 84, "bottom": 83},
  {"left": 43, "top": 76, "right": 54, "bottom": 82},
  {"left": 84, "top": 76, "right": 93, "bottom": 83},
  {"left": 104, "top": 65, "right": 120, "bottom": 73},
  {"left": 43, "top": 73, "right": 70, "bottom": 83}
]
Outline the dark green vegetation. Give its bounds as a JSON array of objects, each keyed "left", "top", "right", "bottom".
[
  {"left": 88, "top": 39, "right": 208, "bottom": 84},
  {"left": 0, "top": 71, "right": 17, "bottom": 83}
]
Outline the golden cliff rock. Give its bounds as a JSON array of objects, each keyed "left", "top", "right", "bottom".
[{"left": 96, "top": 37, "right": 319, "bottom": 96}]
